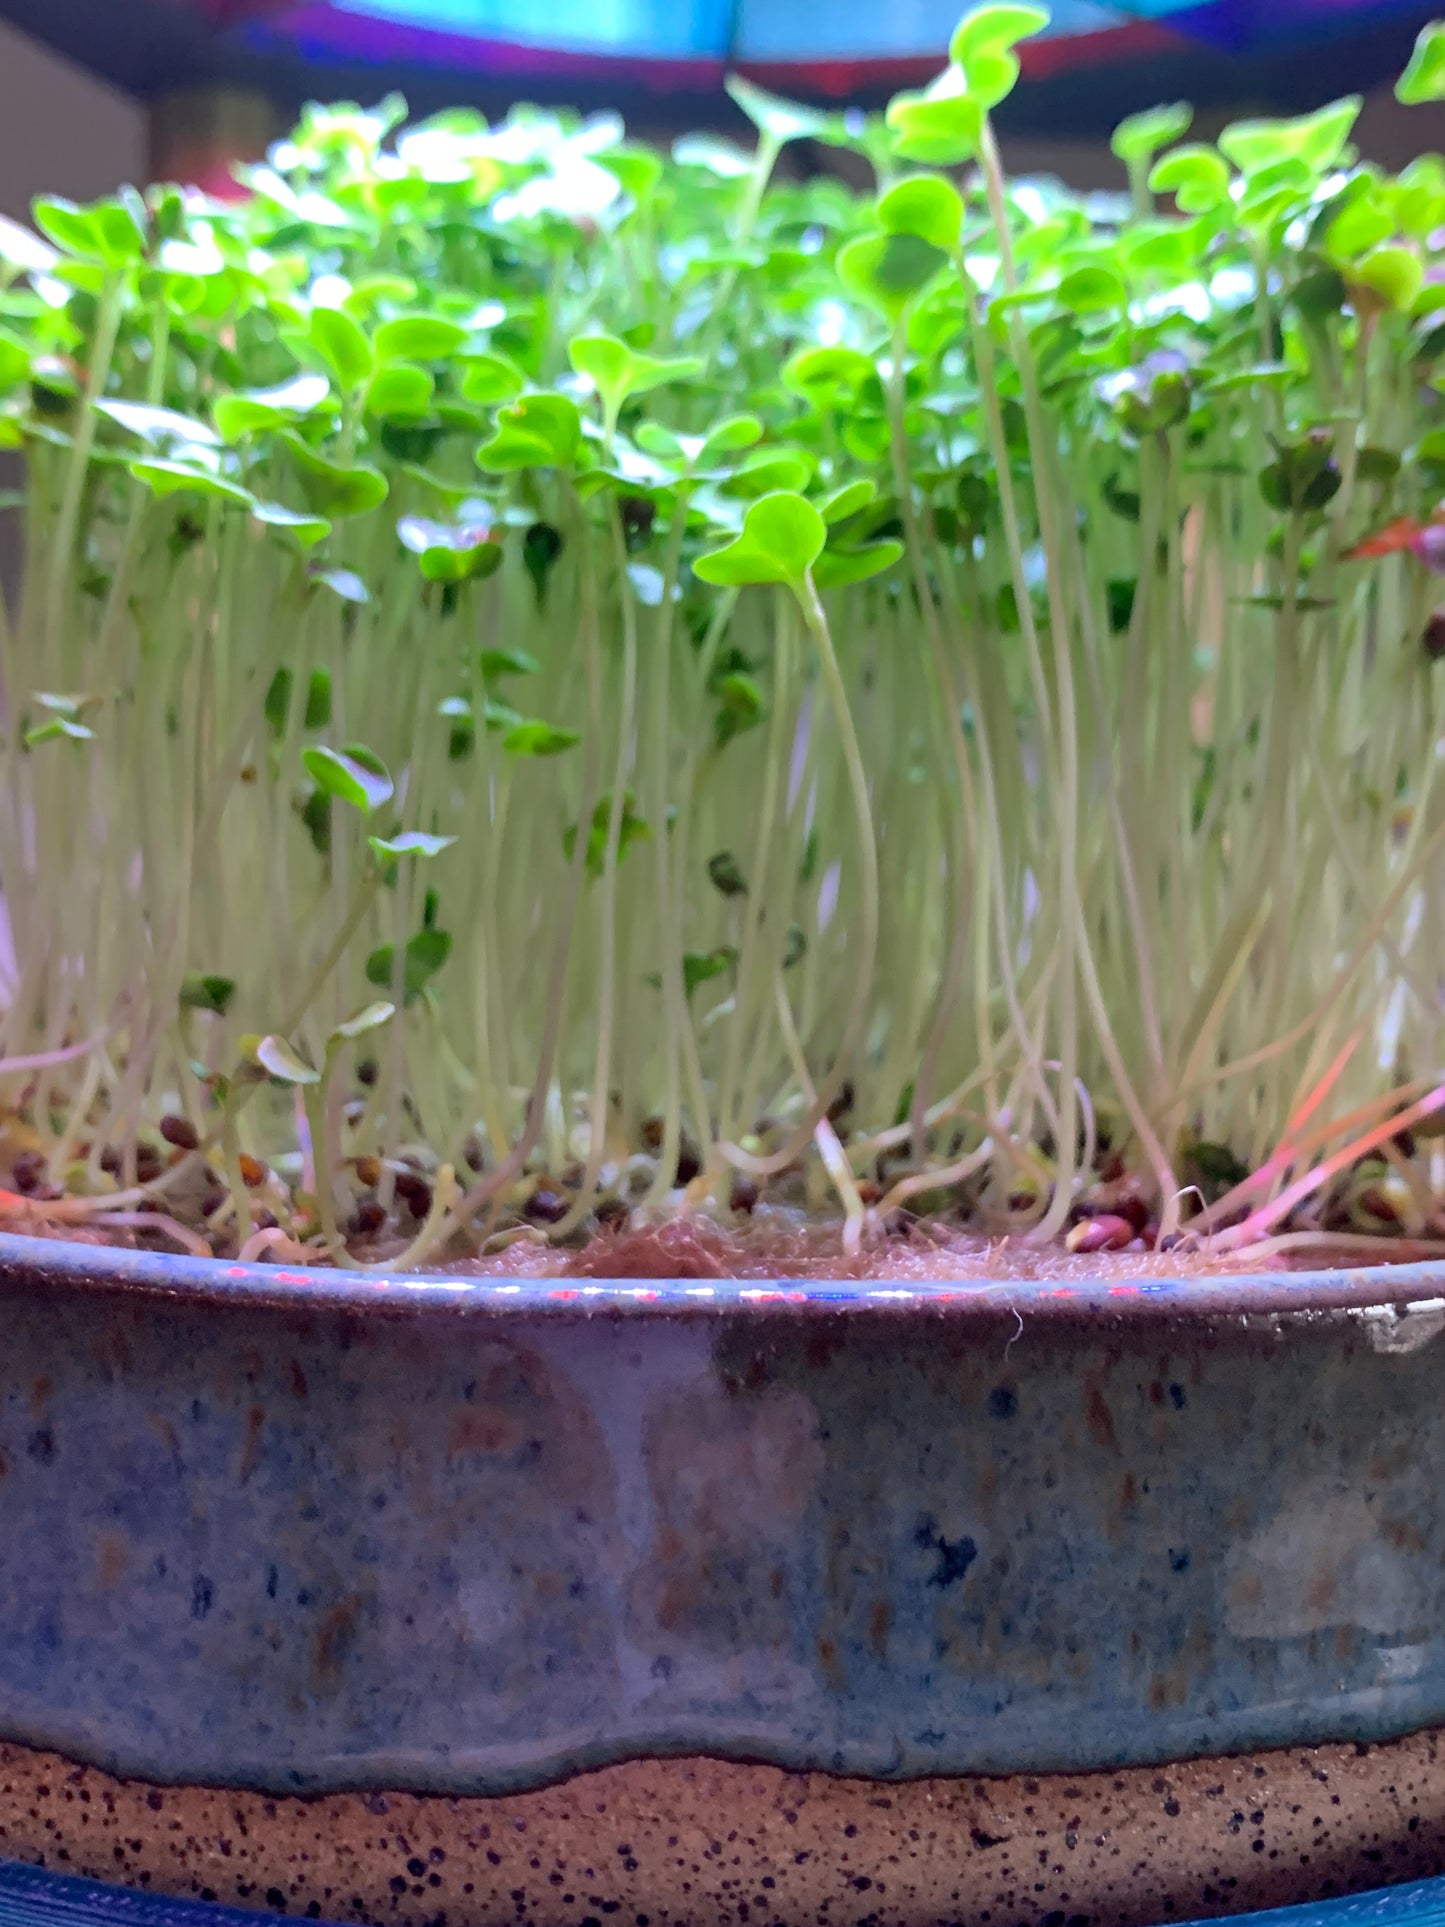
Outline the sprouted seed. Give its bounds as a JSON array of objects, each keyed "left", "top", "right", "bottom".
[{"left": 2, "top": 9, "right": 1445, "bottom": 1270}]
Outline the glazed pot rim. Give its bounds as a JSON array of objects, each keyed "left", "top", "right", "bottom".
[{"left": 2, "top": 1227, "right": 1444, "bottom": 1324}]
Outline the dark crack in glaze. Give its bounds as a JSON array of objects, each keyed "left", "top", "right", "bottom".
[{"left": 3, "top": 1731, "right": 1445, "bottom": 1926}]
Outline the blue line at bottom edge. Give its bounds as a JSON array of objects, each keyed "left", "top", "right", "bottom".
[{"left": 4, "top": 1859, "right": 1445, "bottom": 1927}]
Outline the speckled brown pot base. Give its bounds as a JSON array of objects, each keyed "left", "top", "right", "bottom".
[{"left": 3, "top": 1730, "right": 1445, "bottom": 1927}]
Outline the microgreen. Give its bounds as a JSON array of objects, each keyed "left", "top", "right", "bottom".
[
  {"left": 1398, "top": 21, "right": 1445, "bottom": 104},
  {"left": 2, "top": 13, "right": 1444, "bottom": 1270}
]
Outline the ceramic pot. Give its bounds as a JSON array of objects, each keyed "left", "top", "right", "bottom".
[{"left": 1, "top": 1231, "right": 1444, "bottom": 1925}]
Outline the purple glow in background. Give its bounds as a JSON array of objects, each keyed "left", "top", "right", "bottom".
[{"left": 234, "top": 0, "right": 1434, "bottom": 76}]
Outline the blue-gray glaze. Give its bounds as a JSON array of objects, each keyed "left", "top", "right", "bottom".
[{"left": 0, "top": 1231, "right": 1443, "bottom": 1797}]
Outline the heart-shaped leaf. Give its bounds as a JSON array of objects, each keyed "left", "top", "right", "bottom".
[
  {"left": 213, "top": 374, "right": 331, "bottom": 442},
  {"left": 420, "top": 541, "right": 502, "bottom": 584},
  {"left": 569, "top": 333, "right": 704, "bottom": 427},
  {"left": 130, "top": 460, "right": 253, "bottom": 507},
  {"left": 251, "top": 500, "right": 331, "bottom": 549},
  {"left": 837, "top": 230, "right": 948, "bottom": 321},
  {"left": 886, "top": 70, "right": 984, "bottom": 166},
  {"left": 374, "top": 314, "right": 469, "bottom": 362},
  {"left": 1398, "top": 21, "right": 1445, "bottom": 104},
  {"left": 694, "top": 490, "right": 827, "bottom": 590},
  {"left": 1111, "top": 102, "right": 1192, "bottom": 168},
  {"left": 364, "top": 929, "right": 452, "bottom": 1005},
  {"left": 683, "top": 949, "right": 736, "bottom": 998},
  {"left": 281, "top": 431, "right": 388, "bottom": 517},
  {"left": 460, "top": 353, "right": 526, "bottom": 405},
  {"left": 1059, "top": 264, "right": 1127, "bottom": 313},
  {"left": 1218, "top": 98, "right": 1361, "bottom": 179},
  {"left": 562, "top": 791, "right": 651, "bottom": 878},
  {"left": 311, "top": 567, "right": 370, "bottom": 603},
  {"left": 783, "top": 346, "right": 877, "bottom": 409},
  {"left": 813, "top": 538, "right": 904, "bottom": 588},
  {"left": 1352, "top": 245, "right": 1425, "bottom": 312},
  {"left": 304, "top": 670, "right": 332, "bottom": 730},
  {"left": 949, "top": 2, "right": 1048, "bottom": 68},
  {"left": 33, "top": 195, "right": 145, "bottom": 267},
  {"left": 330, "top": 1000, "right": 395, "bottom": 1042},
  {"left": 878, "top": 175, "right": 964, "bottom": 252},
  {"left": 254, "top": 1034, "right": 320, "bottom": 1085},
  {"left": 179, "top": 973, "right": 236, "bottom": 1016},
  {"left": 725, "top": 446, "right": 817, "bottom": 496},
  {"left": 367, "top": 831, "right": 457, "bottom": 861},
  {"left": 303, "top": 743, "right": 394, "bottom": 814},
  {"left": 1148, "top": 146, "right": 1231, "bottom": 215},
  {"left": 503, "top": 719, "right": 581, "bottom": 756},
  {"left": 96, "top": 401, "right": 221, "bottom": 449},
  {"left": 819, "top": 479, "right": 877, "bottom": 525},
  {"left": 948, "top": 3, "right": 1047, "bottom": 108},
  {"left": 476, "top": 393, "right": 581, "bottom": 472},
  {"left": 723, "top": 76, "right": 829, "bottom": 147},
  {"left": 309, "top": 304, "right": 373, "bottom": 391},
  {"left": 700, "top": 414, "right": 765, "bottom": 462},
  {"left": 364, "top": 363, "right": 434, "bottom": 419},
  {"left": 24, "top": 716, "right": 94, "bottom": 746},
  {"left": 479, "top": 646, "right": 541, "bottom": 679}
]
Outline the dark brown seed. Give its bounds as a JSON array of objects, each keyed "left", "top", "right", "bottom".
[
  {"left": 254, "top": 1209, "right": 278, "bottom": 1232},
  {"left": 160, "top": 1113, "right": 200, "bottom": 1152},
  {"left": 135, "top": 1145, "right": 164, "bottom": 1185},
  {"left": 1066, "top": 1214, "right": 1134, "bottom": 1254},
  {"left": 524, "top": 1186, "right": 569, "bottom": 1225},
  {"left": 353, "top": 1155, "right": 382, "bottom": 1189},
  {"left": 594, "top": 1196, "right": 630, "bottom": 1229},
  {"left": 200, "top": 1187, "right": 227, "bottom": 1218},
  {"left": 238, "top": 1153, "right": 268, "bottom": 1188},
  {"left": 673, "top": 1143, "right": 702, "bottom": 1186},
  {"left": 1392, "top": 1127, "right": 1417, "bottom": 1160},
  {"left": 729, "top": 1178, "right": 760, "bottom": 1215},
  {"left": 640, "top": 1117, "right": 665, "bottom": 1154},
  {"left": 1424, "top": 610, "right": 1445, "bottom": 661},
  {"left": 826, "top": 1080, "right": 856, "bottom": 1125},
  {"left": 11, "top": 1151, "right": 46, "bottom": 1195},
  {"left": 462, "top": 1133, "right": 485, "bottom": 1173},
  {"left": 1357, "top": 1185, "right": 1400, "bottom": 1225},
  {"left": 393, "top": 1171, "right": 433, "bottom": 1219},
  {"left": 99, "top": 1145, "right": 122, "bottom": 1178},
  {"left": 1079, "top": 1176, "right": 1150, "bottom": 1235},
  {"left": 357, "top": 1058, "right": 378, "bottom": 1088},
  {"left": 349, "top": 1199, "right": 387, "bottom": 1236}
]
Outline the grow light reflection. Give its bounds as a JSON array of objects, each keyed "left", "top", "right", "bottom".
[
  {"left": 331, "top": 0, "right": 734, "bottom": 57},
  {"left": 320, "top": 0, "right": 1172, "bottom": 58}
]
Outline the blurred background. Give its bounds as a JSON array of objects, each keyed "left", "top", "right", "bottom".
[{"left": 0, "top": 0, "right": 1442, "bottom": 222}]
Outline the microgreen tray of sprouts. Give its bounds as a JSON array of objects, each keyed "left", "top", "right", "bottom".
[{"left": 2, "top": 6, "right": 1445, "bottom": 1272}]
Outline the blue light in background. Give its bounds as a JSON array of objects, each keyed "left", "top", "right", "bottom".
[
  {"left": 734, "top": 0, "right": 1135, "bottom": 58},
  {"left": 322, "top": 0, "right": 1209, "bottom": 59},
  {"left": 330, "top": 0, "right": 736, "bottom": 58}
]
